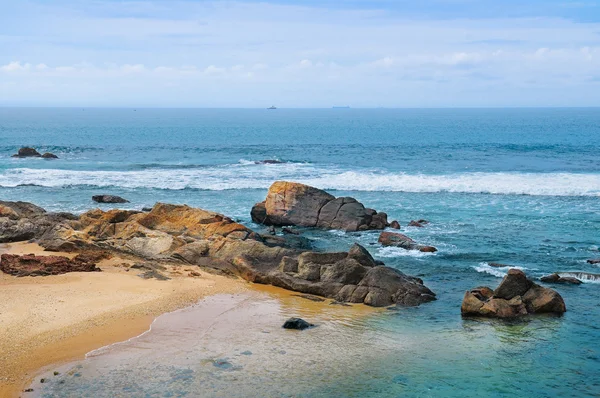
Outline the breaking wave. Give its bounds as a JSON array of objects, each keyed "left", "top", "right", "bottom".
[
  {"left": 473, "top": 262, "right": 527, "bottom": 278},
  {"left": 1, "top": 167, "right": 599, "bottom": 196}
]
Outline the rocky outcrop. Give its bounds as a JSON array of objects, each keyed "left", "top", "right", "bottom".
[
  {"left": 461, "top": 269, "right": 566, "bottom": 318},
  {"left": 0, "top": 253, "right": 102, "bottom": 276},
  {"left": 0, "top": 201, "right": 436, "bottom": 307},
  {"left": 378, "top": 232, "right": 437, "bottom": 252},
  {"left": 92, "top": 195, "right": 130, "bottom": 204},
  {"left": 540, "top": 273, "right": 582, "bottom": 285},
  {"left": 251, "top": 181, "right": 388, "bottom": 232}
]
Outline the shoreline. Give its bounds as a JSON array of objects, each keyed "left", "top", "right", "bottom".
[{"left": 0, "top": 242, "right": 248, "bottom": 398}]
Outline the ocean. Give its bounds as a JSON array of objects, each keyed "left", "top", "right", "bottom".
[{"left": 2, "top": 108, "right": 599, "bottom": 396}]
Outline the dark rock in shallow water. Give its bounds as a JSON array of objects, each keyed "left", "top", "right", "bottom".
[
  {"left": 378, "top": 231, "right": 437, "bottom": 252},
  {"left": 540, "top": 273, "right": 582, "bottom": 285},
  {"left": 408, "top": 220, "right": 429, "bottom": 228},
  {"left": 92, "top": 195, "right": 130, "bottom": 204},
  {"left": 389, "top": 220, "right": 401, "bottom": 229},
  {"left": 251, "top": 181, "right": 388, "bottom": 232},
  {"left": 11, "top": 147, "right": 41, "bottom": 158},
  {"left": 461, "top": 269, "right": 566, "bottom": 318},
  {"left": 282, "top": 317, "right": 314, "bottom": 330},
  {"left": 41, "top": 152, "right": 58, "bottom": 159},
  {"left": 587, "top": 259, "right": 600, "bottom": 264}
]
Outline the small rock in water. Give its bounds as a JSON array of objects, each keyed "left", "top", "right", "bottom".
[
  {"left": 282, "top": 317, "right": 314, "bottom": 330},
  {"left": 389, "top": 220, "right": 401, "bottom": 229},
  {"left": 92, "top": 195, "right": 130, "bottom": 204},
  {"left": 41, "top": 152, "right": 59, "bottom": 159},
  {"left": 540, "top": 273, "right": 582, "bottom": 285},
  {"left": 282, "top": 227, "right": 300, "bottom": 235},
  {"left": 408, "top": 219, "right": 429, "bottom": 228},
  {"left": 587, "top": 259, "right": 600, "bottom": 264},
  {"left": 268, "top": 226, "right": 276, "bottom": 235}
]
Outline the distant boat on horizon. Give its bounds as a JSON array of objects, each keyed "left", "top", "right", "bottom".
[
  {"left": 332, "top": 106, "right": 350, "bottom": 109},
  {"left": 267, "top": 105, "right": 277, "bottom": 109}
]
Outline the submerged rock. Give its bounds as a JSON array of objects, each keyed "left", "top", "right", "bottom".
[
  {"left": 378, "top": 231, "right": 437, "bottom": 253},
  {"left": 11, "top": 147, "right": 41, "bottom": 158},
  {"left": 461, "top": 269, "right": 566, "bottom": 318},
  {"left": 587, "top": 259, "right": 600, "bottom": 265},
  {"left": 282, "top": 317, "right": 314, "bottom": 330},
  {"left": 0, "top": 253, "right": 101, "bottom": 277},
  {"left": 251, "top": 181, "right": 388, "bottom": 232},
  {"left": 408, "top": 220, "right": 429, "bottom": 228},
  {"left": 92, "top": 195, "right": 130, "bottom": 204},
  {"left": 540, "top": 273, "right": 582, "bottom": 285}
]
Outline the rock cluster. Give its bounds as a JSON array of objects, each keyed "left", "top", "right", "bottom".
[
  {"left": 461, "top": 269, "right": 566, "bottom": 318},
  {"left": 0, "top": 201, "right": 77, "bottom": 244},
  {"left": 0, "top": 253, "right": 102, "bottom": 276},
  {"left": 251, "top": 181, "right": 395, "bottom": 232},
  {"left": 11, "top": 147, "right": 58, "bottom": 159},
  {"left": 0, "top": 201, "right": 435, "bottom": 307}
]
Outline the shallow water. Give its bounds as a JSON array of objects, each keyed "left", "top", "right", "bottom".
[{"left": 2, "top": 108, "right": 599, "bottom": 396}]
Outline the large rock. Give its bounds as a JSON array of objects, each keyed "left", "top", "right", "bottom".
[
  {"left": 11, "top": 147, "right": 41, "bottom": 157},
  {"left": 251, "top": 181, "right": 388, "bottom": 232},
  {"left": 92, "top": 195, "right": 130, "bottom": 204},
  {"left": 378, "top": 231, "right": 437, "bottom": 253},
  {"left": 461, "top": 269, "right": 566, "bottom": 318},
  {"left": 0, "top": 253, "right": 101, "bottom": 276}
]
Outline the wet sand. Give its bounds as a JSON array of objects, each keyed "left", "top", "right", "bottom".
[{"left": 0, "top": 242, "right": 247, "bottom": 397}]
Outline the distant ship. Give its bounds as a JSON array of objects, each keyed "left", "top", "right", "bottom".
[
  {"left": 267, "top": 105, "right": 277, "bottom": 110},
  {"left": 332, "top": 106, "right": 350, "bottom": 109}
]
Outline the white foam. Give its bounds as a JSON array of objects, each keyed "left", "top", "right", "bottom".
[
  {"left": 558, "top": 272, "right": 600, "bottom": 284},
  {"left": 376, "top": 246, "right": 436, "bottom": 258},
  {"left": 473, "top": 262, "right": 527, "bottom": 278},
  {"left": 1, "top": 167, "right": 599, "bottom": 196}
]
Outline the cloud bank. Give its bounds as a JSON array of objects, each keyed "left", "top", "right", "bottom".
[{"left": 1, "top": 0, "right": 600, "bottom": 107}]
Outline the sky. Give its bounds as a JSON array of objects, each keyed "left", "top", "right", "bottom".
[{"left": 2, "top": 0, "right": 600, "bottom": 107}]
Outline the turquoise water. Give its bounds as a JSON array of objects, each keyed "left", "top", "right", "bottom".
[{"left": 2, "top": 108, "right": 599, "bottom": 396}]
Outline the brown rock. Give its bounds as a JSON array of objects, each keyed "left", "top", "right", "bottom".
[
  {"left": 41, "top": 152, "right": 59, "bottom": 159},
  {"left": 347, "top": 243, "right": 377, "bottom": 267},
  {"left": 460, "top": 291, "right": 485, "bottom": 315},
  {"left": 0, "top": 253, "right": 101, "bottom": 276},
  {"left": 523, "top": 284, "right": 567, "bottom": 314},
  {"left": 389, "top": 220, "right": 401, "bottom": 229},
  {"left": 493, "top": 269, "right": 532, "bottom": 300}
]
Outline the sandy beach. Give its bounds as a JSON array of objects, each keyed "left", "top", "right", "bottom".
[{"left": 0, "top": 242, "right": 247, "bottom": 397}]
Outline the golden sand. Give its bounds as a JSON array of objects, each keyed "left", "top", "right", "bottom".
[{"left": 0, "top": 242, "right": 247, "bottom": 397}]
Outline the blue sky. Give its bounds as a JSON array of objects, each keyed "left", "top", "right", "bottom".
[{"left": 2, "top": 0, "right": 600, "bottom": 107}]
